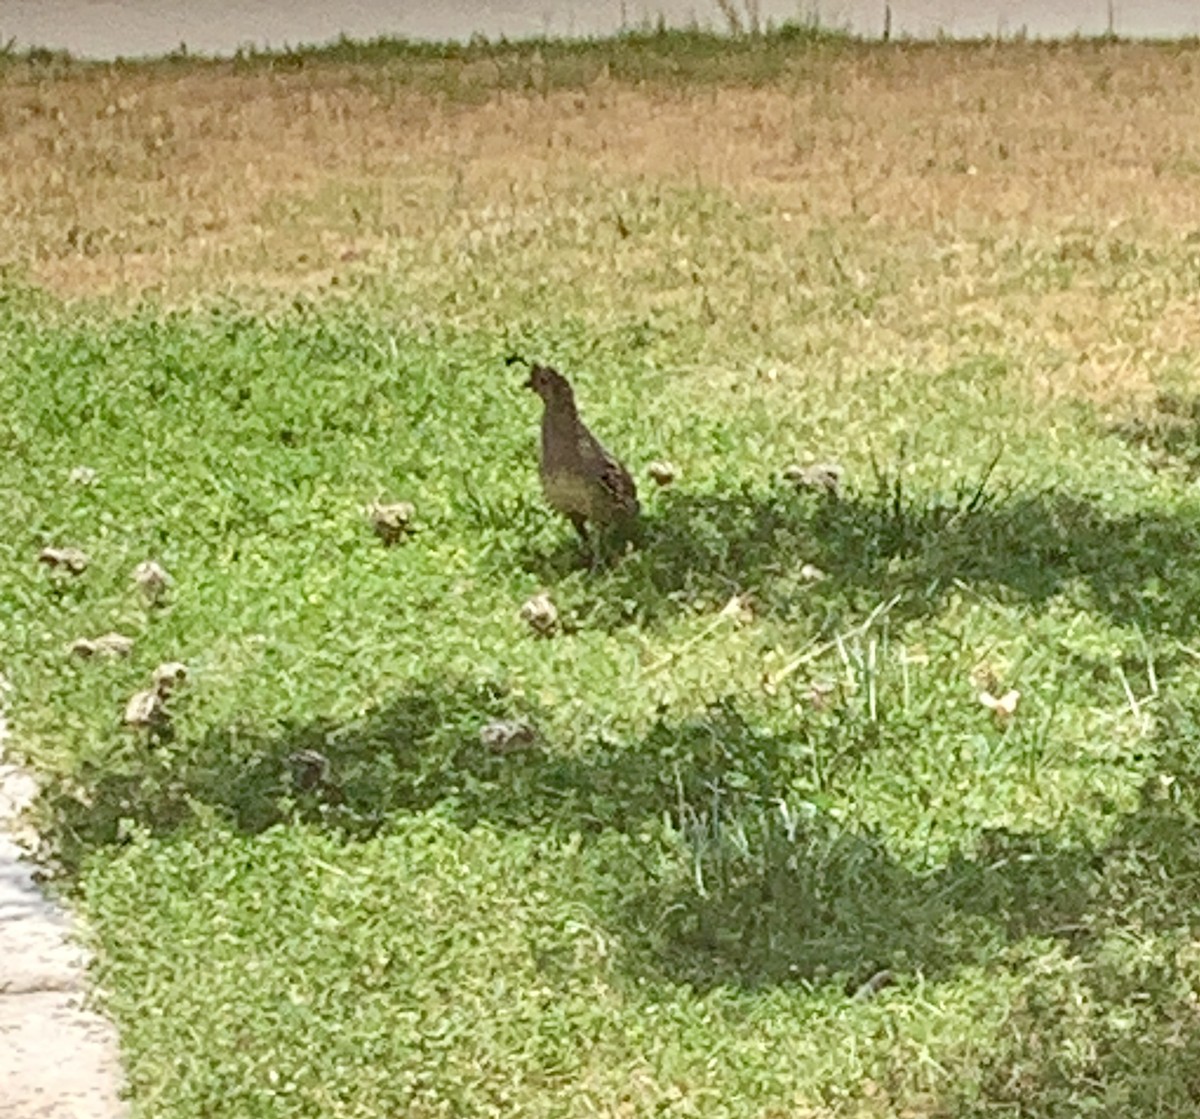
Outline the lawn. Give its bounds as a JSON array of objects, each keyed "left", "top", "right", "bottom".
[{"left": 4, "top": 25, "right": 1200, "bottom": 1117}]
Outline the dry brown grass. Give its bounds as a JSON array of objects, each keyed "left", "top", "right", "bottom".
[{"left": 4, "top": 41, "right": 1200, "bottom": 405}]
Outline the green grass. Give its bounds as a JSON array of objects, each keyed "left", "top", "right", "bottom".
[
  {"left": 11, "top": 21, "right": 1197, "bottom": 104},
  {"left": 0, "top": 21, "right": 854, "bottom": 92},
  {"left": 5, "top": 277, "right": 1200, "bottom": 1116}
]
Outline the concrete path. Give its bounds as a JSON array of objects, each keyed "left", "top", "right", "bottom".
[{"left": 0, "top": 681, "right": 128, "bottom": 1118}]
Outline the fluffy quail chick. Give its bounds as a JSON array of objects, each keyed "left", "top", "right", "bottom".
[{"left": 521, "top": 362, "right": 640, "bottom": 551}]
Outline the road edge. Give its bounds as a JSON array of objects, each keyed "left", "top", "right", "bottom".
[{"left": 0, "top": 675, "right": 129, "bottom": 1119}]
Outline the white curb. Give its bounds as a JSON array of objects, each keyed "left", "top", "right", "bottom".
[{"left": 0, "top": 679, "right": 128, "bottom": 1118}]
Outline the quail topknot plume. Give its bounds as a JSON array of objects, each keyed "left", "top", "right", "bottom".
[{"left": 512, "top": 357, "right": 640, "bottom": 548}]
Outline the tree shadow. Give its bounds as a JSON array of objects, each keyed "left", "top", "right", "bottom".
[
  {"left": 523, "top": 476, "right": 1200, "bottom": 636},
  {"left": 637, "top": 806, "right": 1133, "bottom": 992},
  {"left": 33, "top": 668, "right": 1200, "bottom": 1109},
  {"left": 932, "top": 699, "right": 1200, "bottom": 1115},
  {"left": 34, "top": 686, "right": 849, "bottom": 875},
  {"left": 34, "top": 677, "right": 524, "bottom": 872},
  {"left": 38, "top": 673, "right": 1200, "bottom": 984},
  {"left": 1111, "top": 389, "right": 1200, "bottom": 479},
  {"left": 636, "top": 696, "right": 1200, "bottom": 985}
]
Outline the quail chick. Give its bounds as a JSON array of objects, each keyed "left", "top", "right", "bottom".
[{"left": 517, "top": 360, "right": 640, "bottom": 547}]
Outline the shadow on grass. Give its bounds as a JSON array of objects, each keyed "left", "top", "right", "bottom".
[
  {"left": 1112, "top": 389, "right": 1200, "bottom": 478},
  {"left": 934, "top": 712, "right": 1200, "bottom": 1115},
  {"left": 636, "top": 701, "right": 1200, "bottom": 1114},
  {"left": 638, "top": 775, "right": 1200, "bottom": 990},
  {"left": 32, "top": 448, "right": 1200, "bottom": 1109},
  {"left": 33, "top": 458, "right": 1200, "bottom": 1112},
  {"left": 37, "top": 692, "right": 845, "bottom": 872},
  {"left": 32, "top": 661, "right": 1200, "bottom": 1105},
  {"left": 524, "top": 477, "right": 1200, "bottom": 635},
  {"left": 38, "top": 675, "right": 1200, "bottom": 971}
]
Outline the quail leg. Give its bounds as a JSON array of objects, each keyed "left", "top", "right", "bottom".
[{"left": 568, "top": 514, "right": 602, "bottom": 569}]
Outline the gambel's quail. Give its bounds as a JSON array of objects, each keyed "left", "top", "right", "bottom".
[{"left": 515, "top": 359, "right": 640, "bottom": 549}]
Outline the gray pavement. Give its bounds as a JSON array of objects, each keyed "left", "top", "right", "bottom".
[{"left": 0, "top": 685, "right": 128, "bottom": 1119}]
